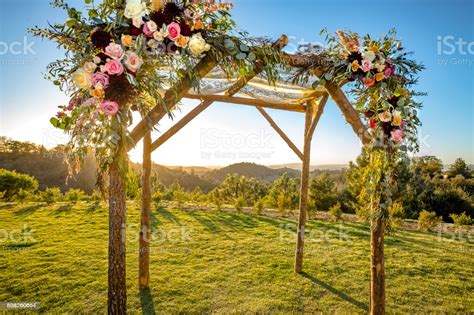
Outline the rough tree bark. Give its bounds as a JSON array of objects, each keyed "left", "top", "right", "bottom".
[
  {"left": 370, "top": 210, "right": 386, "bottom": 315},
  {"left": 139, "top": 130, "right": 152, "bottom": 289},
  {"left": 108, "top": 143, "right": 127, "bottom": 314},
  {"left": 294, "top": 102, "right": 313, "bottom": 273}
]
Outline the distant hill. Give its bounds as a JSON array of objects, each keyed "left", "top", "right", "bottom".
[
  {"left": 202, "top": 162, "right": 300, "bottom": 183},
  {"left": 269, "top": 163, "right": 348, "bottom": 171}
]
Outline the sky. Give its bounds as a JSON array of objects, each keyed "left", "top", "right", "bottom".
[{"left": 0, "top": 0, "right": 473, "bottom": 167}]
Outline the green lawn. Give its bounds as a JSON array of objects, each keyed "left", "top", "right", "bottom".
[{"left": 0, "top": 202, "right": 472, "bottom": 313}]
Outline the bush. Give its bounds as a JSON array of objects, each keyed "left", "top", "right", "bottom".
[
  {"left": 0, "top": 169, "right": 39, "bottom": 201},
  {"left": 328, "top": 202, "right": 343, "bottom": 222},
  {"left": 450, "top": 212, "right": 472, "bottom": 227},
  {"left": 209, "top": 189, "right": 223, "bottom": 211},
  {"left": 152, "top": 191, "right": 163, "bottom": 208},
  {"left": 89, "top": 191, "right": 103, "bottom": 204},
  {"left": 389, "top": 201, "right": 406, "bottom": 228},
  {"left": 252, "top": 198, "right": 265, "bottom": 215},
  {"left": 65, "top": 189, "right": 85, "bottom": 204},
  {"left": 418, "top": 210, "right": 442, "bottom": 232},
  {"left": 234, "top": 196, "right": 246, "bottom": 212},
  {"left": 42, "top": 187, "right": 62, "bottom": 204}
]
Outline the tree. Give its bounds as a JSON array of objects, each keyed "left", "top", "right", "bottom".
[
  {"left": 42, "top": 187, "right": 62, "bottom": 204},
  {"left": 65, "top": 189, "right": 86, "bottom": 203},
  {"left": 0, "top": 169, "right": 39, "bottom": 201},
  {"left": 446, "top": 158, "right": 472, "bottom": 179},
  {"left": 267, "top": 173, "right": 299, "bottom": 211},
  {"left": 309, "top": 172, "right": 338, "bottom": 212}
]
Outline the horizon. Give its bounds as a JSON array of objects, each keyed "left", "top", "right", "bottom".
[{"left": 0, "top": 0, "right": 473, "bottom": 166}]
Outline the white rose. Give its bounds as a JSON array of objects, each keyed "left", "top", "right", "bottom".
[
  {"left": 146, "top": 20, "right": 158, "bottom": 32},
  {"left": 362, "top": 51, "right": 376, "bottom": 62},
  {"left": 71, "top": 68, "right": 92, "bottom": 90},
  {"left": 124, "top": 0, "right": 148, "bottom": 20},
  {"left": 83, "top": 62, "right": 97, "bottom": 73},
  {"left": 188, "top": 33, "right": 211, "bottom": 56}
]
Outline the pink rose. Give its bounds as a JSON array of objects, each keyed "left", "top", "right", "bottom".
[
  {"left": 167, "top": 22, "right": 181, "bottom": 41},
  {"left": 383, "top": 65, "right": 395, "bottom": 78},
  {"left": 92, "top": 72, "right": 110, "bottom": 88},
  {"left": 390, "top": 129, "right": 405, "bottom": 144},
  {"left": 105, "top": 42, "right": 124, "bottom": 60},
  {"left": 142, "top": 23, "right": 154, "bottom": 38},
  {"left": 361, "top": 60, "right": 372, "bottom": 72},
  {"left": 104, "top": 60, "right": 124, "bottom": 76},
  {"left": 123, "top": 52, "right": 143, "bottom": 73},
  {"left": 100, "top": 100, "right": 119, "bottom": 116}
]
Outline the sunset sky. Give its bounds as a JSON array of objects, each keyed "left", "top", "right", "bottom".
[{"left": 0, "top": 0, "right": 472, "bottom": 166}]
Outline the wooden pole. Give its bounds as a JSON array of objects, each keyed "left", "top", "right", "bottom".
[
  {"left": 370, "top": 217, "right": 385, "bottom": 315},
  {"left": 108, "top": 140, "right": 127, "bottom": 314},
  {"left": 255, "top": 106, "right": 304, "bottom": 160},
  {"left": 294, "top": 101, "right": 313, "bottom": 273},
  {"left": 139, "top": 130, "right": 152, "bottom": 289},
  {"left": 324, "top": 82, "right": 371, "bottom": 146}
]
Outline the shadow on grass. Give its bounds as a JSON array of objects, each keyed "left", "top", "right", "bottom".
[
  {"left": 301, "top": 272, "right": 369, "bottom": 312},
  {"left": 139, "top": 288, "right": 156, "bottom": 315},
  {"left": 14, "top": 204, "right": 44, "bottom": 216},
  {"left": 54, "top": 204, "right": 74, "bottom": 215},
  {"left": 155, "top": 207, "right": 181, "bottom": 225}
]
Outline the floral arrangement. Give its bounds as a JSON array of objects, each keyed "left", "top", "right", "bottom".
[
  {"left": 292, "top": 29, "right": 424, "bottom": 226},
  {"left": 30, "top": 0, "right": 282, "bottom": 172},
  {"left": 313, "top": 29, "right": 424, "bottom": 151}
]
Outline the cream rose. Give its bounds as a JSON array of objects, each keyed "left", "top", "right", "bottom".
[
  {"left": 188, "top": 33, "right": 211, "bottom": 56},
  {"left": 72, "top": 68, "right": 92, "bottom": 90},
  {"left": 83, "top": 62, "right": 97, "bottom": 73},
  {"left": 124, "top": 51, "right": 143, "bottom": 72},
  {"left": 124, "top": 0, "right": 148, "bottom": 20},
  {"left": 146, "top": 21, "right": 158, "bottom": 33}
]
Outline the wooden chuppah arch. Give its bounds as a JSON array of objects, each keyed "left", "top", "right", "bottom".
[
  {"left": 129, "top": 39, "right": 387, "bottom": 314},
  {"left": 34, "top": 2, "right": 422, "bottom": 313}
]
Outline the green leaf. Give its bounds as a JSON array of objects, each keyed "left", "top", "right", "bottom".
[
  {"left": 224, "top": 39, "right": 235, "bottom": 49},
  {"left": 247, "top": 52, "right": 256, "bottom": 62},
  {"left": 50, "top": 117, "right": 59, "bottom": 128},
  {"left": 66, "top": 20, "right": 76, "bottom": 28},
  {"left": 239, "top": 43, "right": 249, "bottom": 52},
  {"left": 236, "top": 53, "right": 247, "bottom": 60}
]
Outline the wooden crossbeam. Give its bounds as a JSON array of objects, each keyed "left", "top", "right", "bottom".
[
  {"left": 150, "top": 100, "right": 213, "bottom": 151},
  {"left": 323, "top": 82, "right": 371, "bottom": 145},
  {"left": 127, "top": 53, "right": 217, "bottom": 151},
  {"left": 255, "top": 106, "right": 304, "bottom": 161},
  {"left": 185, "top": 93, "right": 307, "bottom": 113},
  {"left": 307, "top": 94, "right": 328, "bottom": 139},
  {"left": 148, "top": 35, "right": 290, "bottom": 152}
]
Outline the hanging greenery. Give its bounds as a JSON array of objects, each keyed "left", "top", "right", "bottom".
[{"left": 292, "top": 29, "right": 424, "bottom": 227}]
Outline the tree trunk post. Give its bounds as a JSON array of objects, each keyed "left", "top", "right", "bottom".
[
  {"left": 139, "top": 131, "right": 152, "bottom": 289},
  {"left": 370, "top": 216, "right": 385, "bottom": 315},
  {"left": 108, "top": 142, "right": 127, "bottom": 314},
  {"left": 294, "top": 102, "right": 313, "bottom": 273}
]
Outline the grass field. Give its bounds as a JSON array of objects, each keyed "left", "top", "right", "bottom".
[{"left": 0, "top": 201, "right": 473, "bottom": 313}]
